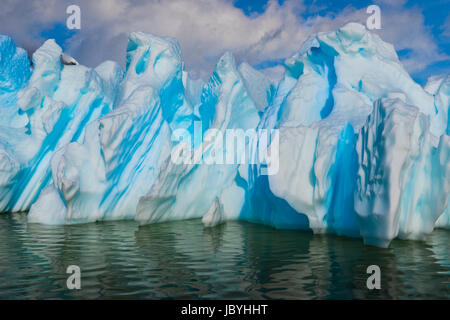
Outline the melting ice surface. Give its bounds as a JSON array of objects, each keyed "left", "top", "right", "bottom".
[{"left": 0, "top": 23, "right": 449, "bottom": 247}]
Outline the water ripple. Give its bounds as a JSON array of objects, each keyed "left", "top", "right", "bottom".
[{"left": 0, "top": 213, "right": 448, "bottom": 299}]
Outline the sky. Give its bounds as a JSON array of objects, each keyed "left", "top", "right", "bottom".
[{"left": 0, "top": 0, "right": 449, "bottom": 85}]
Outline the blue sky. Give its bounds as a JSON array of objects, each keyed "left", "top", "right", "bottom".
[{"left": 0, "top": 0, "right": 449, "bottom": 84}]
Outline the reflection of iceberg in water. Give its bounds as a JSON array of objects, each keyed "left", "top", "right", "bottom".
[
  {"left": 0, "top": 215, "right": 447, "bottom": 299},
  {"left": 427, "top": 229, "right": 450, "bottom": 274},
  {"left": 135, "top": 220, "right": 251, "bottom": 299},
  {"left": 0, "top": 214, "right": 141, "bottom": 299},
  {"left": 388, "top": 236, "right": 449, "bottom": 298}
]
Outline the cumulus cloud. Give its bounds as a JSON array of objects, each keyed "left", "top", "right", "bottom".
[
  {"left": 372, "top": 0, "right": 448, "bottom": 74},
  {"left": 0, "top": 0, "right": 447, "bottom": 81}
]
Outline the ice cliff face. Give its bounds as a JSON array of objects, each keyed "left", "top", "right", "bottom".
[
  {"left": 0, "top": 23, "right": 448, "bottom": 247},
  {"left": 355, "top": 98, "right": 449, "bottom": 246}
]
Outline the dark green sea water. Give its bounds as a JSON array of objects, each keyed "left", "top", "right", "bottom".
[{"left": 0, "top": 212, "right": 448, "bottom": 299}]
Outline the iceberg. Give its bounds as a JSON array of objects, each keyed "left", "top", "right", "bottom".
[{"left": 0, "top": 23, "right": 448, "bottom": 247}]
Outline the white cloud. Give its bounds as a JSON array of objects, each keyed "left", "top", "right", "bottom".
[
  {"left": 0, "top": 0, "right": 447, "bottom": 81},
  {"left": 371, "top": 1, "right": 448, "bottom": 73}
]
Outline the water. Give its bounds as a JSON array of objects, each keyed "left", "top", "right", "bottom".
[{"left": 0, "top": 212, "right": 448, "bottom": 299}]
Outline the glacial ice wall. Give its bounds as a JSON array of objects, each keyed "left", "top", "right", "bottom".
[{"left": 0, "top": 23, "right": 448, "bottom": 247}]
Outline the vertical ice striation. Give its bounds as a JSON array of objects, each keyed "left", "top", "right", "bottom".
[
  {"left": 425, "top": 74, "right": 450, "bottom": 229},
  {"left": 355, "top": 98, "right": 449, "bottom": 247}
]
